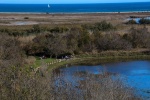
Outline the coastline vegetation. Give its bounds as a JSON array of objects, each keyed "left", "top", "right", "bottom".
[
  {"left": 23, "top": 22, "right": 149, "bottom": 58},
  {"left": 0, "top": 17, "right": 150, "bottom": 99}
]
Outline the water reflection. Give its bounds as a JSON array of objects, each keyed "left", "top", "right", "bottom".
[
  {"left": 54, "top": 60, "right": 150, "bottom": 99},
  {"left": 127, "top": 17, "right": 150, "bottom": 24}
]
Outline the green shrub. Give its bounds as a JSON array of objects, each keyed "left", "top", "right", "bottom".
[
  {"left": 50, "top": 26, "right": 69, "bottom": 33},
  {"left": 82, "top": 20, "right": 115, "bottom": 32},
  {"left": 32, "top": 25, "right": 41, "bottom": 33},
  {"left": 94, "top": 20, "right": 115, "bottom": 31}
]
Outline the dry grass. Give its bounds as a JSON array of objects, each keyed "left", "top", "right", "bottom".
[
  {"left": 0, "top": 13, "right": 150, "bottom": 26},
  {"left": 0, "top": 13, "right": 150, "bottom": 38},
  {"left": 51, "top": 70, "right": 141, "bottom": 100},
  {"left": 18, "top": 35, "right": 36, "bottom": 43},
  {"left": 25, "top": 56, "right": 36, "bottom": 65}
]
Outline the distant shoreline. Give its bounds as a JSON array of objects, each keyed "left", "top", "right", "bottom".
[
  {"left": 0, "top": 11, "right": 150, "bottom": 26},
  {"left": 0, "top": 11, "right": 150, "bottom": 15}
]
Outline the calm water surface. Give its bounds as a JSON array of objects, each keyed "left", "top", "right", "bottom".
[
  {"left": 0, "top": 2, "right": 150, "bottom": 13},
  {"left": 127, "top": 17, "right": 150, "bottom": 23},
  {"left": 54, "top": 60, "right": 150, "bottom": 99}
]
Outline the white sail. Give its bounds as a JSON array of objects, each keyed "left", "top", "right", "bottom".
[{"left": 48, "top": 4, "right": 50, "bottom": 8}]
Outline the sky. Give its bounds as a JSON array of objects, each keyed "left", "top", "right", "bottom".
[{"left": 0, "top": 0, "right": 149, "bottom": 4}]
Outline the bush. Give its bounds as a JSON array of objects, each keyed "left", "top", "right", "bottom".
[
  {"left": 32, "top": 25, "right": 41, "bottom": 33},
  {"left": 50, "top": 26, "right": 69, "bottom": 33},
  {"left": 126, "top": 20, "right": 137, "bottom": 24},
  {"left": 95, "top": 32, "right": 132, "bottom": 51},
  {"left": 0, "top": 34, "right": 24, "bottom": 63},
  {"left": 82, "top": 20, "right": 115, "bottom": 32},
  {"left": 24, "top": 17, "right": 29, "bottom": 19},
  {"left": 139, "top": 18, "right": 150, "bottom": 24},
  {"left": 124, "top": 27, "right": 150, "bottom": 48},
  {"left": 94, "top": 20, "right": 115, "bottom": 31}
]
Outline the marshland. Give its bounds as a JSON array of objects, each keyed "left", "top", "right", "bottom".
[{"left": 0, "top": 12, "right": 150, "bottom": 100}]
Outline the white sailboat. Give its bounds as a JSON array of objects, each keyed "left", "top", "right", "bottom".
[{"left": 48, "top": 4, "right": 50, "bottom": 8}]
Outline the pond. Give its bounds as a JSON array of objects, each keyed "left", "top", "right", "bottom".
[
  {"left": 11, "top": 21, "right": 38, "bottom": 25},
  {"left": 53, "top": 60, "right": 150, "bottom": 99},
  {"left": 127, "top": 17, "right": 150, "bottom": 24}
]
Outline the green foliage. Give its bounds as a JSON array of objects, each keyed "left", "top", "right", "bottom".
[
  {"left": 0, "top": 20, "right": 149, "bottom": 100},
  {"left": 1, "top": 20, "right": 150, "bottom": 58},
  {"left": 82, "top": 20, "right": 115, "bottom": 32},
  {"left": 78, "top": 31, "right": 95, "bottom": 52},
  {"left": 0, "top": 21, "right": 114, "bottom": 37},
  {"left": 24, "top": 25, "right": 150, "bottom": 57},
  {"left": 94, "top": 20, "right": 115, "bottom": 31},
  {"left": 0, "top": 28, "right": 9, "bottom": 33},
  {"left": 50, "top": 26, "right": 69, "bottom": 33},
  {"left": 32, "top": 25, "right": 41, "bottom": 33}
]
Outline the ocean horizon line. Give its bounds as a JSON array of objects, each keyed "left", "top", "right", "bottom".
[
  {"left": 0, "top": 11, "right": 150, "bottom": 14},
  {"left": 0, "top": 1, "right": 150, "bottom": 5}
]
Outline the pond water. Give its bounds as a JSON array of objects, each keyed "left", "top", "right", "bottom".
[
  {"left": 127, "top": 17, "right": 150, "bottom": 24},
  {"left": 11, "top": 21, "right": 38, "bottom": 25},
  {"left": 54, "top": 60, "right": 150, "bottom": 99}
]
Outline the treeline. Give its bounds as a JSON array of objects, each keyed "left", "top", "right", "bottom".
[
  {"left": 0, "top": 25, "right": 69, "bottom": 36},
  {"left": 0, "top": 20, "right": 115, "bottom": 36},
  {"left": 1, "top": 20, "right": 149, "bottom": 58},
  {"left": 24, "top": 26, "right": 150, "bottom": 58}
]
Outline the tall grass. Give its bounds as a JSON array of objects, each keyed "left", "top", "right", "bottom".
[
  {"left": 0, "top": 62, "right": 141, "bottom": 100},
  {"left": 51, "top": 70, "right": 141, "bottom": 100}
]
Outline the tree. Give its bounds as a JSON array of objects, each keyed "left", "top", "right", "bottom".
[
  {"left": 0, "top": 33, "right": 53, "bottom": 100},
  {"left": 95, "top": 32, "right": 132, "bottom": 51},
  {"left": 0, "top": 34, "right": 24, "bottom": 66},
  {"left": 65, "top": 32, "right": 78, "bottom": 54},
  {"left": 46, "top": 34, "right": 67, "bottom": 58},
  {"left": 78, "top": 31, "right": 95, "bottom": 52},
  {"left": 124, "top": 27, "right": 150, "bottom": 48}
]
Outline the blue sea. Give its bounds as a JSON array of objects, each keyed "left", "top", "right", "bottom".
[{"left": 0, "top": 2, "right": 150, "bottom": 13}]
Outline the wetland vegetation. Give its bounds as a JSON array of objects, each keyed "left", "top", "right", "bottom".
[{"left": 0, "top": 13, "right": 150, "bottom": 100}]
